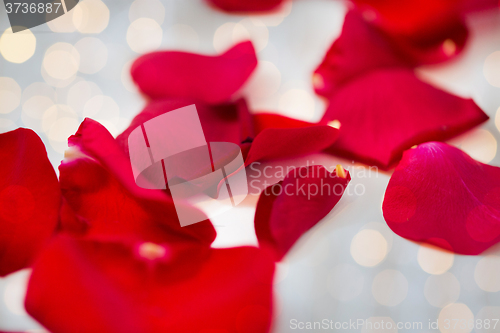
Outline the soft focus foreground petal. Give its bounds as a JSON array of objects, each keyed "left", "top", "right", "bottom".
[
  {"left": 131, "top": 41, "right": 257, "bottom": 104},
  {"left": 206, "top": 0, "right": 284, "bottom": 12},
  {"left": 26, "top": 236, "right": 274, "bottom": 333},
  {"left": 255, "top": 165, "right": 350, "bottom": 260},
  {"left": 0, "top": 129, "right": 60, "bottom": 276},
  {"left": 383, "top": 142, "right": 500, "bottom": 255},
  {"left": 313, "top": 11, "right": 410, "bottom": 98},
  {"left": 321, "top": 69, "right": 488, "bottom": 169},
  {"left": 60, "top": 118, "right": 215, "bottom": 245}
]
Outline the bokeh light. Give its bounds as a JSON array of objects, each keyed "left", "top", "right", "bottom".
[
  {"left": 127, "top": 18, "right": 163, "bottom": 53},
  {"left": 278, "top": 88, "right": 316, "bottom": 121},
  {"left": 371, "top": 269, "right": 408, "bottom": 306},
  {"left": 42, "top": 43, "right": 81, "bottom": 81},
  {"left": 0, "top": 77, "right": 22, "bottom": 115},
  {"left": 417, "top": 243, "right": 454, "bottom": 275},
  {"left": 67, "top": 80, "right": 102, "bottom": 114},
  {"left": 449, "top": 128, "right": 497, "bottom": 164},
  {"left": 438, "top": 303, "right": 474, "bottom": 333},
  {"left": 483, "top": 51, "right": 500, "bottom": 88},
  {"left": 0, "top": 28, "right": 36, "bottom": 64},
  {"left": 243, "top": 60, "right": 281, "bottom": 99},
  {"left": 213, "top": 19, "right": 269, "bottom": 54},
  {"left": 73, "top": 0, "right": 110, "bottom": 34},
  {"left": 74, "top": 37, "right": 108, "bottom": 74},
  {"left": 164, "top": 24, "right": 200, "bottom": 51},
  {"left": 474, "top": 255, "right": 500, "bottom": 292},
  {"left": 350, "top": 229, "right": 388, "bottom": 267}
]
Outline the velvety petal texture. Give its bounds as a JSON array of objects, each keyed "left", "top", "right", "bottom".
[
  {"left": 206, "top": 0, "right": 284, "bottom": 12},
  {"left": 0, "top": 129, "right": 60, "bottom": 276},
  {"left": 131, "top": 41, "right": 258, "bottom": 104},
  {"left": 383, "top": 142, "right": 500, "bottom": 255},
  {"left": 255, "top": 165, "right": 350, "bottom": 260},
  {"left": 60, "top": 118, "right": 216, "bottom": 245},
  {"left": 321, "top": 69, "right": 488, "bottom": 169},
  {"left": 26, "top": 235, "right": 274, "bottom": 333}
]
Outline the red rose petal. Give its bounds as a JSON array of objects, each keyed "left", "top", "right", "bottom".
[
  {"left": 255, "top": 165, "right": 350, "bottom": 260},
  {"left": 321, "top": 69, "right": 488, "bottom": 169},
  {"left": 131, "top": 41, "right": 257, "bottom": 104},
  {"left": 0, "top": 129, "right": 60, "bottom": 276},
  {"left": 116, "top": 99, "right": 339, "bottom": 181},
  {"left": 383, "top": 142, "right": 500, "bottom": 255},
  {"left": 206, "top": 0, "right": 284, "bottom": 12},
  {"left": 313, "top": 11, "right": 410, "bottom": 98},
  {"left": 61, "top": 118, "right": 215, "bottom": 245},
  {"left": 26, "top": 236, "right": 274, "bottom": 333}
]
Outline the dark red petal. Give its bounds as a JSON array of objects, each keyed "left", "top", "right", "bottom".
[
  {"left": 383, "top": 142, "right": 500, "bottom": 255},
  {"left": 61, "top": 118, "right": 215, "bottom": 245},
  {"left": 26, "top": 236, "right": 274, "bottom": 333},
  {"left": 131, "top": 41, "right": 257, "bottom": 104},
  {"left": 313, "top": 11, "right": 410, "bottom": 98},
  {"left": 206, "top": 0, "right": 284, "bottom": 12},
  {"left": 255, "top": 165, "right": 350, "bottom": 260},
  {"left": 0, "top": 129, "right": 60, "bottom": 276},
  {"left": 321, "top": 69, "right": 488, "bottom": 169}
]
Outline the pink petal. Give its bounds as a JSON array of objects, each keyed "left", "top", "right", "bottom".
[
  {"left": 26, "top": 235, "right": 274, "bottom": 333},
  {"left": 131, "top": 41, "right": 257, "bottom": 104},
  {"left": 255, "top": 165, "right": 350, "bottom": 260},
  {"left": 0, "top": 129, "right": 60, "bottom": 276},
  {"left": 321, "top": 69, "right": 488, "bottom": 169},
  {"left": 383, "top": 142, "right": 500, "bottom": 255}
]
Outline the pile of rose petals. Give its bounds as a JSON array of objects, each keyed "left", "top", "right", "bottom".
[{"left": 1, "top": 1, "right": 499, "bottom": 331}]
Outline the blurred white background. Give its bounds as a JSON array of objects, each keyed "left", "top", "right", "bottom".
[{"left": 0, "top": 0, "right": 500, "bottom": 332}]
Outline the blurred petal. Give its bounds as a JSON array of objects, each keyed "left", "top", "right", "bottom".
[
  {"left": 60, "top": 118, "right": 215, "bottom": 245},
  {"left": 0, "top": 129, "right": 60, "bottom": 276},
  {"left": 321, "top": 69, "right": 488, "bottom": 169},
  {"left": 131, "top": 41, "right": 258, "bottom": 104},
  {"left": 206, "top": 0, "right": 284, "bottom": 12},
  {"left": 26, "top": 236, "right": 274, "bottom": 333},
  {"left": 255, "top": 165, "right": 350, "bottom": 260},
  {"left": 313, "top": 11, "right": 410, "bottom": 98},
  {"left": 383, "top": 142, "right": 500, "bottom": 255}
]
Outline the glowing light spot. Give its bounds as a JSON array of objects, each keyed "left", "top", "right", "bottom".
[
  {"left": 351, "top": 229, "right": 388, "bottom": 267},
  {"left": 438, "top": 303, "right": 474, "bottom": 333},
  {"left": 0, "top": 77, "right": 21, "bottom": 115},
  {"left": 67, "top": 80, "right": 103, "bottom": 115},
  {"left": 74, "top": 37, "right": 108, "bottom": 74},
  {"left": 43, "top": 43, "right": 80, "bottom": 80},
  {"left": 449, "top": 128, "right": 497, "bottom": 164},
  {"left": 47, "top": 4, "right": 77, "bottom": 32},
  {"left": 138, "top": 242, "right": 167, "bottom": 260},
  {"left": 484, "top": 51, "right": 500, "bottom": 88},
  {"left": 213, "top": 19, "right": 268, "bottom": 54},
  {"left": 278, "top": 88, "right": 315, "bottom": 121},
  {"left": 0, "top": 28, "right": 36, "bottom": 63},
  {"left": 328, "top": 119, "right": 341, "bottom": 129},
  {"left": 474, "top": 255, "right": 500, "bottom": 292},
  {"left": 243, "top": 60, "right": 281, "bottom": 99},
  {"left": 129, "top": 0, "right": 165, "bottom": 25},
  {"left": 442, "top": 39, "right": 457, "bottom": 57},
  {"left": 73, "top": 0, "right": 110, "bottom": 34},
  {"left": 418, "top": 243, "right": 454, "bottom": 275},
  {"left": 22, "top": 96, "right": 54, "bottom": 132},
  {"left": 127, "top": 18, "right": 163, "bottom": 53},
  {"left": 372, "top": 269, "right": 408, "bottom": 306},
  {"left": 327, "top": 263, "right": 364, "bottom": 301},
  {"left": 312, "top": 73, "right": 324, "bottom": 90},
  {"left": 424, "top": 272, "right": 460, "bottom": 308}
]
